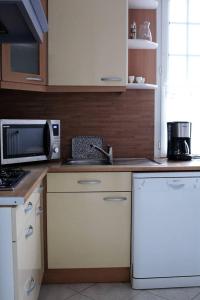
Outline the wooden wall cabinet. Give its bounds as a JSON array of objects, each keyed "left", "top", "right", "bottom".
[
  {"left": 1, "top": 0, "right": 128, "bottom": 93},
  {"left": 48, "top": 0, "right": 128, "bottom": 91},
  {"left": 0, "top": 0, "right": 157, "bottom": 93},
  {"left": 0, "top": 0, "right": 47, "bottom": 92},
  {"left": 46, "top": 172, "right": 131, "bottom": 282}
]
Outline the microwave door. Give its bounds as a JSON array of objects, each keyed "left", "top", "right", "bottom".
[
  {"left": 3, "top": 124, "right": 47, "bottom": 161},
  {"left": 45, "top": 120, "right": 54, "bottom": 159}
]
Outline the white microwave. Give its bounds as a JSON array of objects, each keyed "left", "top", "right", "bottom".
[{"left": 0, "top": 119, "right": 60, "bottom": 165}]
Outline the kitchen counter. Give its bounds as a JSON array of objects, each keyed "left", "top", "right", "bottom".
[
  {"left": 1, "top": 158, "right": 200, "bottom": 205},
  {"left": 0, "top": 167, "right": 47, "bottom": 206},
  {"left": 48, "top": 158, "right": 200, "bottom": 172}
]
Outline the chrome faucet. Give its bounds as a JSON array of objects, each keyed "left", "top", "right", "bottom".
[{"left": 90, "top": 144, "right": 113, "bottom": 164}]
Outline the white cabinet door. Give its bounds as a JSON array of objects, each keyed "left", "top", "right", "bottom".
[
  {"left": 16, "top": 210, "right": 36, "bottom": 300},
  {"left": 0, "top": 208, "right": 15, "bottom": 300},
  {"left": 15, "top": 187, "right": 44, "bottom": 300},
  {"left": 47, "top": 192, "right": 131, "bottom": 268},
  {"left": 48, "top": 0, "right": 128, "bottom": 86},
  {"left": 34, "top": 191, "right": 44, "bottom": 287}
]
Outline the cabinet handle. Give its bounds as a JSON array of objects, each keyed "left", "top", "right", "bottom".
[
  {"left": 26, "top": 77, "right": 43, "bottom": 81},
  {"left": 25, "top": 225, "right": 34, "bottom": 238},
  {"left": 24, "top": 202, "right": 33, "bottom": 213},
  {"left": 103, "top": 197, "right": 127, "bottom": 201},
  {"left": 77, "top": 179, "right": 101, "bottom": 185},
  {"left": 101, "top": 77, "right": 122, "bottom": 81},
  {"left": 25, "top": 277, "right": 36, "bottom": 295},
  {"left": 36, "top": 206, "right": 43, "bottom": 215}
]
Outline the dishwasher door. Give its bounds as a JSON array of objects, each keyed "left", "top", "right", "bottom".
[{"left": 132, "top": 172, "right": 200, "bottom": 289}]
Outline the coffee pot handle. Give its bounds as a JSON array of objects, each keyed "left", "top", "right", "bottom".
[{"left": 184, "top": 140, "right": 190, "bottom": 155}]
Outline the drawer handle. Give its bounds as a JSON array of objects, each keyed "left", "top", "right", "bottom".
[
  {"left": 36, "top": 206, "right": 43, "bottom": 215},
  {"left": 25, "top": 225, "right": 34, "bottom": 238},
  {"left": 26, "top": 77, "right": 43, "bottom": 81},
  {"left": 77, "top": 180, "right": 101, "bottom": 185},
  {"left": 25, "top": 277, "right": 36, "bottom": 295},
  {"left": 101, "top": 77, "right": 122, "bottom": 81},
  {"left": 103, "top": 197, "right": 127, "bottom": 201},
  {"left": 24, "top": 202, "right": 33, "bottom": 213}
]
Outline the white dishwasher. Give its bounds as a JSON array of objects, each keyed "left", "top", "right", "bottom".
[{"left": 132, "top": 172, "right": 200, "bottom": 289}]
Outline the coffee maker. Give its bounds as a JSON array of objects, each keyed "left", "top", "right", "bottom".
[{"left": 167, "top": 122, "right": 192, "bottom": 161}]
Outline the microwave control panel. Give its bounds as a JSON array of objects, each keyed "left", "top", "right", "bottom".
[{"left": 51, "top": 120, "right": 60, "bottom": 160}]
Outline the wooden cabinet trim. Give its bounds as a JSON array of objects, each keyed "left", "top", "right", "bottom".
[
  {"left": 0, "top": 80, "right": 47, "bottom": 92},
  {"left": 0, "top": 82, "right": 126, "bottom": 93},
  {"left": 44, "top": 268, "right": 130, "bottom": 283},
  {"left": 46, "top": 85, "right": 126, "bottom": 93}
]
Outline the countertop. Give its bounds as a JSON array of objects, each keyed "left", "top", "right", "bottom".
[
  {"left": 0, "top": 167, "right": 47, "bottom": 206},
  {"left": 48, "top": 158, "right": 200, "bottom": 172},
  {"left": 2, "top": 158, "right": 200, "bottom": 206}
]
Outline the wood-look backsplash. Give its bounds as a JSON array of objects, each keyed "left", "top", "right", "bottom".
[{"left": 0, "top": 89, "right": 154, "bottom": 160}]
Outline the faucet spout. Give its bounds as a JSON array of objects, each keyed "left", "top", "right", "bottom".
[{"left": 90, "top": 144, "right": 113, "bottom": 164}]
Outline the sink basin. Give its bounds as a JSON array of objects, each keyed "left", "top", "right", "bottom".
[
  {"left": 64, "top": 158, "right": 160, "bottom": 166},
  {"left": 64, "top": 159, "right": 110, "bottom": 165},
  {"left": 113, "top": 158, "right": 152, "bottom": 165}
]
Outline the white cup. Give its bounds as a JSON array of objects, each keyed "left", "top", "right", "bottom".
[
  {"left": 128, "top": 75, "right": 135, "bottom": 83},
  {"left": 135, "top": 76, "right": 145, "bottom": 84}
]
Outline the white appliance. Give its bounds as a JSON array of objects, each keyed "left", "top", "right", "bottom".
[
  {"left": 0, "top": 119, "right": 60, "bottom": 165},
  {"left": 132, "top": 172, "right": 200, "bottom": 289}
]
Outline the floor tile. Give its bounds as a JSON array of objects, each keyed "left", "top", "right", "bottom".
[
  {"left": 67, "top": 294, "right": 94, "bottom": 300},
  {"left": 191, "top": 290, "right": 200, "bottom": 300},
  {"left": 65, "top": 283, "right": 96, "bottom": 292},
  {"left": 81, "top": 282, "right": 140, "bottom": 300},
  {"left": 149, "top": 287, "right": 200, "bottom": 300},
  {"left": 38, "top": 283, "right": 200, "bottom": 300},
  {"left": 128, "top": 291, "right": 167, "bottom": 300},
  {"left": 38, "top": 284, "right": 76, "bottom": 300}
]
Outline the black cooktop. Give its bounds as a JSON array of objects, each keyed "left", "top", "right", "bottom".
[{"left": 0, "top": 168, "right": 29, "bottom": 191}]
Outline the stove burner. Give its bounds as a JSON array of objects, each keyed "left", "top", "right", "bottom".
[{"left": 0, "top": 167, "right": 29, "bottom": 191}]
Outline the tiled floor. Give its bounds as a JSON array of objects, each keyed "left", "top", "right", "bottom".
[{"left": 38, "top": 283, "right": 200, "bottom": 300}]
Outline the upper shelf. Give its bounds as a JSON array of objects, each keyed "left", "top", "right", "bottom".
[
  {"left": 129, "top": 0, "right": 158, "bottom": 9},
  {"left": 128, "top": 39, "right": 158, "bottom": 49},
  {"left": 126, "top": 83, "right": 158, "bottom": 90}
]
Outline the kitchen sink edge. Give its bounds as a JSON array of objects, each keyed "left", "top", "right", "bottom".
[{"left": 64, "top": 158, "right": 161, "bottom": 166}]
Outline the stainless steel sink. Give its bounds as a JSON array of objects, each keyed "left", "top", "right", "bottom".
[
  {"left": 114, "top": 158, "right": 162, "bottom": 165},
  {"left": 64, "top": 159, "right": 110, "bottom": 165},
  {"left": 64, "top": 158, "right": 160, "bottom": 166}
]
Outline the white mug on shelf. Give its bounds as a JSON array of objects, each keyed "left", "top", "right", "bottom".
[
  {"left": 128, "top": 75, "right": 135, "bottom": 83},
  {"left": 135, "top": 76, "right": 145, "bottom": 84}
]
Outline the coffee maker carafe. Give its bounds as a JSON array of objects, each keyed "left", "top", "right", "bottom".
[{"left": 167, "top": 122, "right": 192, "bottom": 161}]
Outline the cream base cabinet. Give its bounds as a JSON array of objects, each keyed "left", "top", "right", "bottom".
[
  {"left": 48, "top": 0, "right": 128, "bottom": 86},
  {"left": 47, "top": 172, "right": 131, "bottom": 269},
  {"left": 0, "top": 184, "right": 44, "bottom": 300},
  {"left": 47, "top": 192, "right": 131, "bottom": 268}
]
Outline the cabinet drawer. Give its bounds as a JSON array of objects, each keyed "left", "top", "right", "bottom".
[
  {"left": 47, "top": 192, "right": 131, "bottom": 268},
  {"left": 47, "top": 172, "right": 131, "bottom": 192},
  {"left": 16, "top": 271, "right": 39, "bottom": 300},
  {"left": 16, "top": 221, "right": 37, "bottom": 300},
  {"left": 15, "top": 187, "right": 42, "bottom": 240},
  {"left": 15, "top": 190, "right": 43, "bottom": 300}
]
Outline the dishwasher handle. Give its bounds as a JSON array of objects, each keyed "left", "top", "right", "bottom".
[{"left": 167, "top": 180, "right": 185, "bottom": 189}]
